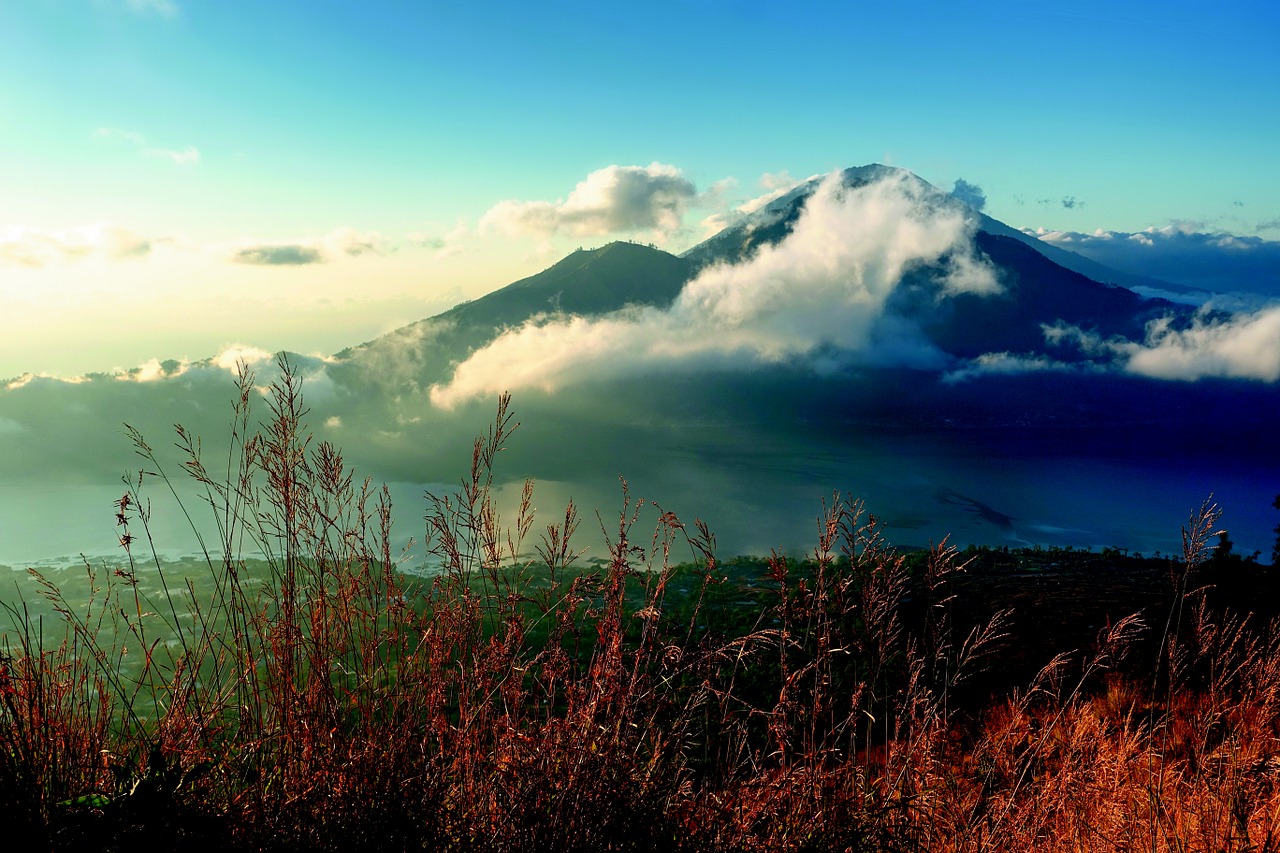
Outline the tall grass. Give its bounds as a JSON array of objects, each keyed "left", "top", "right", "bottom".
[{"left": 2, "top": 355, "right": 1278, "bottom": 851}]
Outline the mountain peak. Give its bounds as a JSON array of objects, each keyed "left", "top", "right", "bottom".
[{"left": 439, "top": 240, "right": 690, "bottom": 330}]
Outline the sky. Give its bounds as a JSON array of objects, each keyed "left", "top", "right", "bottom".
[{"left": 2, "top": 0, "right": 1279, "bottom": 379}]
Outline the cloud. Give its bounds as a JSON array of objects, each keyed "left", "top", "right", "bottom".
[
  {"left": 1027, "top": 224, "right": 1280, "bottom": 294},
  {"left": 0, "top": 224, "right": 153, "bottom": 267},
  {"left": 406, "top": 223, "right": 469, "bottom": 257},
  {"left": 737, "top": 171, "right": 811, "bottom": 216},
  {"left": 431, "top": 170, "right": 999, "bottom": 409},
  {"left": 233, "top": 244, "right": 325, "bottom": 266},
  {"left": 324, "top": 227, "right": 391, "bottom": 257},
  {"left": 1047, "top": 307, "right": 1280, "bottom": 382},
  {"left": 1038, "top": 196, "right": 1083, "bottom": 209},
  {"left": 942, "top": 352, "right": 1078, "bottom": 384},
  {"left": 0, "top": 346, "right": 345, "bottom": 488},
  {"left": 698, "top": 176, "right": 738, "bottom": 211},
  {"left": 478, "top": 163, "right": 698, "bottom": 239},
  {"left": 1258, "top": 218, "right": 1280, "bottom": 232},
  {"left": 116, "top": 358, "right": 188, "bottom": 383},
  {"left": 1121, "top": 309, "right": 1280, "bottom": 382},
  {"left": 950, "top": 178, "right": 987, "bottom": 212},
  {"left": 231, "top": 227, "right": 391, "bottom": 265},
  {"left": 92, "top": 127, "right": 198, "bottom": 165},
  {"left": 698, "top": 171, "right": 816, "bottom": 239},
  {"left": 209, "top": 345, "right": 275, "bottom": 373}
]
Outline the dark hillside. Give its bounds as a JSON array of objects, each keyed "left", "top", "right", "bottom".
[{"left": 910, "top": 231, "right": 1178, "bottom": 359}]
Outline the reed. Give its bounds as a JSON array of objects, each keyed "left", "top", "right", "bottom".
[{"left": 2, "top": 355, "right": 1277, "bottom": 851}]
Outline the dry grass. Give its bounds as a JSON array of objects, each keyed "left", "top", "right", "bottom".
[{"left": 2, "top": 356, "right": 1279, "bottom": 851}]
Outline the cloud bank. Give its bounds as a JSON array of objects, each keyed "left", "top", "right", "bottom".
[
  {"left": 432, "top": 171, "right": 999, "bottom": 409},
  {"left": 1028, "top": 224, "right": 1280, "bottom": 294},
  {"left": 479, "top": 163, "right": 698, "bottom": 239},
  {"left": 1044, "top": 308, "right": 1280, "bottom": 383}
]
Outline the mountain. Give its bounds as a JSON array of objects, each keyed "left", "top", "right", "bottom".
[
  {"left": 684, "top": 164, "right": 1192, "bottom": 294},
  {"left": 680, "top": 165, "right": 1180, "bottom": 360},
  {"left": 3, "top": 165, "right": 1277, "bottom": 559},
  {"left": 436, "top": 240, "right": 692, "bottom": 329},
  {"left": 337, "top": 164, "right": 1183, "bottom": 388},
  {"left": 918, "top": 230, "right": 1169, "bottom": 359},
  {"left": 331, "top": 240, "right": 693, "bottom": 391}
]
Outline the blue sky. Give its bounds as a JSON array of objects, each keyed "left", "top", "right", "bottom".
[{"left": 2, "top": 0, "right": 1278, "bottom": 377}]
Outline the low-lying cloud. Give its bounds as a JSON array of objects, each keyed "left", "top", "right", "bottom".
[
  {"left": 479, "top": 163, "right": 698, "bottom": 239},
  {"left": 943, "top": 352, "right": 1079, "bottom": 384},
  {"left": 1043, "top": 306, "right": 1280, "bottom": 382},
  {"left": 1028, "top": 224, "right": 1280, "bottom": 294},
  {"left": 431, "top": 170, "right": 1000, "bottom": 409},
  {"left": 1119, "top": 309, "right": 1280, "bottom": 382}
]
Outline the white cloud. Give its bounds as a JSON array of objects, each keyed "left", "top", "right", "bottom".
[
  {"left": 431, "top": 170, "right": 999, "bottom": 409},
  {"left": 699, "top": 171, "right": 816, "bottom": 237},
  {"left": 738, "top": 171, "right": 812, "bottom": 215},
  {"left": 0, "top": 224, "right": 153, "bottom": 267},
  {"left": 116, "top": 358, "right": 187, "bottom": 383},
  {"left": 1047, "top": 307, "right": 1280, "bottom": 382},
  {"left": 760, "top": 170, "right": 799, "bottom": 192},
  {"left": 324, "top": 226, "right": 391, "bottom": 257},
  {"left": 212, "top": 345, "right": 275, "bottom": 373},
  {"left": 1121, "top": 309, "right": 1280, "bottom": 382},
  {"left": 93, "top": 127, "right": 198, "bottom": 165},
  {"left": 698, "top": 176, "right": 738, "bottom": 210},
  {"left": 478, "top": 163, "right": 698, "bottom": 239}
]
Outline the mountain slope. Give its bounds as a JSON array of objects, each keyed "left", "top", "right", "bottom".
[
  {"left": 440, "top": 241, "right": 692, "bottom": 330},
  {"left": 331, "top": 241, "right": 694, "bottom": 391},
  {"left": 914, "top": 231, "right": 1173, "bottom": 358}
]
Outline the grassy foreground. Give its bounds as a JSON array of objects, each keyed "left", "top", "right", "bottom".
[{"left": 2, "top": 357, "right": 1279, "bottom": 852}]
